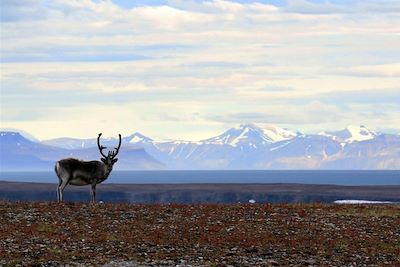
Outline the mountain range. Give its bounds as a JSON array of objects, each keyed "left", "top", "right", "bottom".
[{"left": 1, "top": 124, "right": 399, "bottom": 171}]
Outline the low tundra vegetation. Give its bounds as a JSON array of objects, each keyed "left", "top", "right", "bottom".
[{"left": 0, "top": 201, "right": 399, "bottom": 266}]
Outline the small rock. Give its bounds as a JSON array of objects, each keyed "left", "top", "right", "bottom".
[
  {"left": 267, "top": 259, "right": 279, "bottom": 266},
  {"left": 302, "top": 259, "right": 316, "bottom": 265},
  {"left": 245, "top": 247, "right": 258, "bottom": 253},
  {"left": 263, "top": 249, "right": 273, "bottom": 256}
]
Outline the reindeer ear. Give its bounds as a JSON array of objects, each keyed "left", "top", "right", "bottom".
[
  {"left": 113, "top": 158, "right": 118, "bottom": 163},
  {"left": 101, "top": 158, "right": 106, "bottom": 163}
]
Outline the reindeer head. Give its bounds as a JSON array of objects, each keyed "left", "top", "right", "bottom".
[{"left": 97, "top": 133, "right": 122, "bottom": 171}]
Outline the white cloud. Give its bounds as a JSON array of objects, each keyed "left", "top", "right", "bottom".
[
  {"left": 206, "top": 101, "right": 343, "bottom": 124},
  {"left": 335, "top": 63, "right": 400, "bottom": 77},
  {"left": 1, "top": 0, "right": 399, "bottom": 138}
]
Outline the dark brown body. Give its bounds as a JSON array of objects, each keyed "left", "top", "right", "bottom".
[
  {"left": 54, "top": 133, "right": 121, "bottom": 203},
  {"left": 55, "top": 158, "right": 112, "bottom": 202}
]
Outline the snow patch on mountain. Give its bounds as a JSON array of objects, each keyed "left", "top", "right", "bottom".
[
  {"left": 269, "top": 140, "right": 292, "bottom": 151},
  {"left": 346, "top": 125, "right": 376, "bottom": 142},
  {"left": 262, "top": 125, "right": 298, "bottom": 142},
  {"left": 202, "top": 124, "right": 297, "bottom": 147},
  {"left": 127, "top": 132, "right": 153, "bottom": 144},
  {"left": 321, "top": 125, "right": 376, "bottom": 143}
]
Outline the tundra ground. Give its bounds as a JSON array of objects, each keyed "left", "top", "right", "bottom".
[{"left": 0, "top": 201, "right": 399, "bottom": 266}]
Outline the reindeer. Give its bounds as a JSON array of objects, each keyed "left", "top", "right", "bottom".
[{"left": 55, "top": 133, "right": 121, "bottom": 202}]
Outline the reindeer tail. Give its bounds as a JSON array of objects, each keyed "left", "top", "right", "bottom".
[{"left": 54, "top": 161, "right": 60, "bottom": 178}]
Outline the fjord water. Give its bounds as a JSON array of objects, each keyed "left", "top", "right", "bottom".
[{"left": 0, "top": 170, "right": 399, "bottom": 185}]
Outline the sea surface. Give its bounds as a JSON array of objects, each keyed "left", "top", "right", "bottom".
[{"left": 0, "top": 170, "right": 399, "bottom": 185}]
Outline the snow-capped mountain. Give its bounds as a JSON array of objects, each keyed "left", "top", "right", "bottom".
[
  {"left": 0, "top": 131, "right": 163, "bottom": 171},
  {"left": 0, "top": 132, "right": 63, "bottom": 170},
  {"left": 202, "top": 124, "right": 298, "bottom": 148},
  {"left": 152, "top": 124, "right": 398, "bottom": 169},
  {"left": 41, "top": 124, "right": 298, "bottom": 150},
  {"left": 321, "top": 125, "right": 377, "bottom": 144},
  {"left": 2, "top": 124, "right": 399, "bottom": 170},
  {"left": 42, "top": 135, "right": 126, "bottom": 150},
  {"left": 125, "top": 132, "right": 153, "bottom": 144},
  {"left": 261, "top": 124, "right": 299, "bottom": 142},
  {"left": 0, "top": 128, "right": 40, "bottom": 143}
]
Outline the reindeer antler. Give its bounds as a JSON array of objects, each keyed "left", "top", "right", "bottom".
[
  {"left": 110, "top": 134, "right": 122, "bottom": 159},
  {"left": 97, "top": 133, "right": 108, "bottom": 158}
]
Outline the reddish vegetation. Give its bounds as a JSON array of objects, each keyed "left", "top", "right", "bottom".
[{"left": 0, "top": 201, "right": 399, "bottom": 266}]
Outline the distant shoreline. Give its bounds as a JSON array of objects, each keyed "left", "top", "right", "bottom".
[
  {"left": 1, "top": 169, "right": 399, "bottom": 185},
  {"left": 1, "top": 181, "right": 399, "bottom": 204}
]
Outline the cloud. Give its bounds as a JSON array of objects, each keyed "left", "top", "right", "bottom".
[
  {"left": 317, "top": 88, "right": 400, "bottom": 104},
  {"left": 206, "top": 101, "right": 343, "bottom": 125},
  {"left": 284, "top": 0, "right": 351, "bottom": 14},
  {"left": 334, "top": 63, "right": 400, "bottom": 77},
  {"left": 257, "top": 85, "right": 295, "bottom": 92},
  {"left": 181, "top": 61, "right": 246, "bottom": 69},
  {"left": 284, "top": 0, "right": 400, "bottom": 14},
  {"left": 1, "top": 53, "right": 149, "bottom": 63},
  {"left": 1, "top": 0, "right": 400, "bottom": 138}
]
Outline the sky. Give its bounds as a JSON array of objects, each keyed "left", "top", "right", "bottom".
[{"left": 0, "top": 0, "right": 399, "bottom": 140}]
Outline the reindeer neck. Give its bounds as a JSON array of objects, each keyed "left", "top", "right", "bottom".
[{"left": 97, "top": 162, "right": 113, "bottom": 183}]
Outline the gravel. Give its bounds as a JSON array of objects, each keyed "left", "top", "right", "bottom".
[{"left": 0, "top": 201, "right": 399, "bottom": 266}]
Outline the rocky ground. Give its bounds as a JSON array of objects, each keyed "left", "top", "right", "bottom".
[{"left": 0, "top": 201, "right": 399, "bottom": 266}]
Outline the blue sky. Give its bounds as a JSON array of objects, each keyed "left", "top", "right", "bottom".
[{"left": 0, "top": 0, "right": 399, "bottom": 140}]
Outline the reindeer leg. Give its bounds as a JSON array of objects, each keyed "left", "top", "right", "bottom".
[
  {"left": 58, "top": 180, "right": 68, "bottom": 202},
  {"left": 91, "top": 183, "right": 97, "bottom": 203},
  {"left": 57, "top": 179, "right": 62, "bottom": 202}
]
